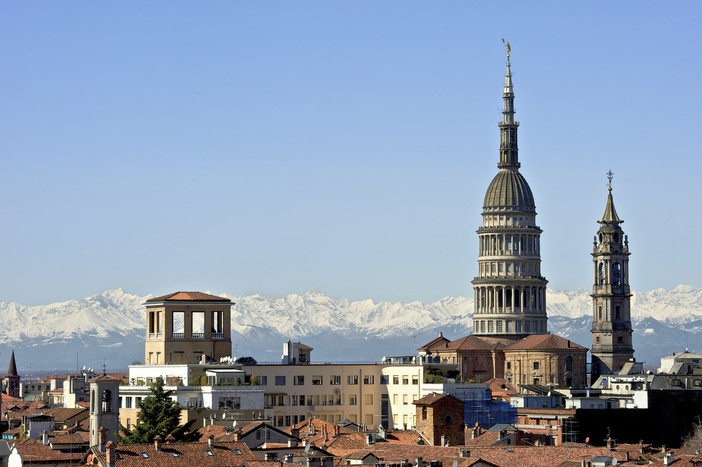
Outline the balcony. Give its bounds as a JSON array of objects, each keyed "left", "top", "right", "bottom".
[
  {"left": 212, "top": 332, "right": 224, "bottom": 339},
  {"left": 172, "top": 333, "right": 185, "bottom": 339},
  {"left": 192, "top": 332, "right": 205, "bottom": 339},
  {"left": 148, "top": 333, "right": 162, "bottom": 340}
]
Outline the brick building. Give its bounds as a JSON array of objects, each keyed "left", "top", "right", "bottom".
[{"left": 413, "top": 393, "right": 464, "bottom": 446}]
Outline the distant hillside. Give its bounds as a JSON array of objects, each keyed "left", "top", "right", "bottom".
[{"left": 0, "top": 286, "right": 700, "bottom": 370}]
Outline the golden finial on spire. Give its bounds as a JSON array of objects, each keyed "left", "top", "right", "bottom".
[
  {"left": 606, "top": 169, "right": 614, "bottom": 191},
  {"left": 501, "top": 38, "right": 511, "bottom": 59}
]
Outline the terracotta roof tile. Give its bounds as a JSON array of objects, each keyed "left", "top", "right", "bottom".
[
  {"left": 417, "top": 334, "right": 451, "bottom": 351},
  {"left": 89, "top": 440, "right": 255, "bottom": 467},
  {"left": 13, "top": 438, "right": 84, "bottom": 463},
  {"left": 146, "top": 291, "right": 231, "bottom": 303},
  {"left": 504, "top": 334, "right": 587, "bottom": 351},
  {"left": 414, "top": 393, "right": 462, "bottom": 406},
  {"left": 343, "top": 443, "right": 617, "bottom": 467}
]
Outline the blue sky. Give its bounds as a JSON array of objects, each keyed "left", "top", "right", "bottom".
[{"left": 1, "top": 1, "right": 700, "bottom": 305}]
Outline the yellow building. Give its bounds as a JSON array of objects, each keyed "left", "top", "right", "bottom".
[{"left": 250, "top": 363, "right": 427, "bottom": 430}]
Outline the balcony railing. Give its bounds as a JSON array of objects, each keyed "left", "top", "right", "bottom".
[
  {"left": 212, "top": 332, "right": 224, "bottom": 339},
  {"left": 148, "top": 333, "right": 162, "bottom": 339},
  {"left": 172, "top": 333, "right": 185, "bottom": 339},
  {"left": 192, "top": 332, "right": 205, "bottom": 339}
]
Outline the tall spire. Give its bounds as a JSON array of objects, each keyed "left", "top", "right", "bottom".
[
  {"left": 498, "top": 39, "right": 520, "bottom": 169},
  {"left": 599, "top": 170, "right": 623, "bottom": 224},
  {"left": 7, "top": 350, "right": 17, "bottom": 377}
]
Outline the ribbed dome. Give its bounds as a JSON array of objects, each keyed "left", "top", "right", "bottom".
[{"left": 483, "top": 168, "right": 535, "bottom": 213}]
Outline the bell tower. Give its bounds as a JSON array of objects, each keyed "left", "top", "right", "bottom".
[{"left": 591, "top": 171, "right": 634, "bottom": 377}]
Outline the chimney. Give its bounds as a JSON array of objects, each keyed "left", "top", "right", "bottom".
[
  {"left": 440, "top": 434, "right": 448, "bottom": 446},
  {"left": 366, "top": 433, "right": 374, "bottom": 445},
  {"left": 639, "top": 440, "right": 644, "bottom": 453},
  {"left": 233, "top": 431, "right": 241, "bottom": 441},
  {"left": 99, "top": 426, "right": 107, "bottom": 453},
  {"left": 460, "top": 450, "right": 470, "bottom": 458},
  {"left": 288, "top": 438, "right": 298, "bottom": 448},
  {"left": 42, "top": 431, "right": 49, "bottom": 446},
  {"left": 624, "top": 452, "right": 630, "bottom": 461},
  {"left": 416, "top": 457, "right": 424, "bottom": 467},
  {"left": 207, "top": 435, "right": 214, "bottom": 447},
  {"left": 606, "top": 435, "right": 614, "bottom": 449},
  {"left": 166, "top": 434, "right": 175, "bottom": 444},
  {"left": 106, "top": 441, "right": 116, "bottom": 467},
  {"left": 265, "top": 453, "right": 276, "bottom": 461},
  {"left": 291, "top": 428, "right": 300, "bottom": 439},
  {"left": 285, "top": 454, "right": 294, "bottom": 463}
]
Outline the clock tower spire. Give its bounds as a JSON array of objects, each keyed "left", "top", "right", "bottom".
[{"left": 591, "top": 171, "right": 635, "bottom": 377}]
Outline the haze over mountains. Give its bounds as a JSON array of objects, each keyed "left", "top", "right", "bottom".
[{"left": 1, "top": 286, "right": 700, "bottom": 371}]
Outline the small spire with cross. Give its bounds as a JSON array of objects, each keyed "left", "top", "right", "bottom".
[{"left": 606, "top": 169, "right": 614, "bottom": 191}]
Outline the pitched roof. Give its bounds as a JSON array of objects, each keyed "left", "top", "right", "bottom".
[
  {"left": 90, "top": 440, "right": 255, "bottom": 467},
  {"left": 504, "top": 334, "right": 588, "bottom": 351},
  {"left": 46, "top": 407, "right": 89, "bottom": 423},
  {"left": 444, "top": 335, "right": 516, "bottom": 351},
  {"left": 7, "top": 351, "right": 18, "bottom": 377},
  {"left": 343, "top": 443, "right": 616, "bottom": 467},
  {"left": 146, "top": 291, "right": 231, "bottom": 303},
  {"left": 417, "top": 334, "right": 451, "bottom": 351},
  {"left": 413, "top": 392, "right": 462, "bottom": 406},
  {"left": 12, "top": 438, "right": 84, "bottom": 463}
]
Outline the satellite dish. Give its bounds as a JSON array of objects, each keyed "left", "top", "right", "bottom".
[
  {"left": 232, "top": 421, "right": 237, "bottom": 428},
  {"left": 304, "top": 444, "right": 311, "bottom": 453},
  {"left": 612, "top": 458, "right": 618, "bottom": 466},
  {"left": 452, "top": 462, "right": 458, "bottom": 467}
]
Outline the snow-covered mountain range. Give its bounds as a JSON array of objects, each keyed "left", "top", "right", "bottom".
[{"left": 1, "top": 286, "right": 701, "bottom": 371}]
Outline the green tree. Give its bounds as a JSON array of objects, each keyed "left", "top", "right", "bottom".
[{"left": 118, "top": 377, "right": 198, "bottom": 444}]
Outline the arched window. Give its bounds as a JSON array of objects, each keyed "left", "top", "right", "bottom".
[
  {"left": 566, "top": 356, "right": 573, "bottom": 372},
  {"left": 598, "top": 263, "right": 605, "bottom": 285},
  {"left": 102, "top": 389, "right": 112, "bottom": 413},
  {"left": 445, "top": 415, "right": 452, "bottom": 426},
  {"left": 612, "top": 263, "right": 621, "bottom": 286}
]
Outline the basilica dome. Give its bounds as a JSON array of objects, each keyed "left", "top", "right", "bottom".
[{"left": 482, "top": 168, "right": 535, "bottom": 213}]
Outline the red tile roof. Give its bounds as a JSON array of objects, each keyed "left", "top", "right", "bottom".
[
  {"left": 504, "top": 334, "right": 587, "bottom": 351},
  {"left": 413, "top": 392, "right": 462, "bottom": 406},
  {"left": 146, "top": 291, "right": 231, "bottom": 302},
  {"left": 89, "top": 440, "right": 255, "bottom": 466},
  {"left": 12, "top": 438, "right": 85, "bottom": 463},
  {"left": 417, "top": 334, "right": 451, "bottom": 351},
  {"left": 343, "top": 443, "right": 616, "bottom": 467}
]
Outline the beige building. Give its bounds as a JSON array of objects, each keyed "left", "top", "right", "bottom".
[
  {"left": 144, "top": 291, "right": 233, "bottom": 365},
  {"left": 250, "top": 363, "right": 428, "bottom": 430}
]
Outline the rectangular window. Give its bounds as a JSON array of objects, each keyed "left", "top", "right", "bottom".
[
  {"left": 402, "top": 376, "right": 409, "bottom": 385},
  {"left": 393, "top": 414, "right": 398, "bottom": 425},
  {"left": 403, "top": 394, "right": 408, "bottom": 405},
  {"left": 524, "top": 321, "right": 530, "bottom": 333},
  {"left": 506, "top": 321, "right": 512, "bottom": 333},
  {"left": 507, "top": 362, "right": 511, "bottom": 370},
  {"left": 380, "top": 375, "right": 389, "bottom": 384},
  {"left": 275, "top": 376, "right": 286, "bottom": 386},
  {"left": 330, "top": 375, "right": 341, "bottom": 385},
  {"left": 349, "top": 395, "right": 357, "bottom": 405},
  {"left": 533, "top": 362, "right": 540, "bottom": 370},
  {"left": 515, "top": 321, "right": 521, "bottom": 333},
  {"left": 348, "top": 375, "right": 358, "bottom": 385},
  {"left": 285, "top": 416, "right": 291, "bottom": 427},
  {"left": 411, "top": 375, "right": 418, "bottom": 385},
  {"left": 481, "top": 321, "right": 486, "bottom": 333},
  {"left": 403, "top": 414, "right": 408, "bottom": 426},
  {"left": 125, "top": 397, "right": 132, "bottom": 409},
  {"left": 260, "top": 376, "right": 267, "bottom": 386},
  {"left": 488, "top": 321, "right": 494, "bottom": 333},
  {"left": 364, "top": 414, "right": 373, "bottom": 426},
  {"left": 393, "top": 375, "right": 400, "bottom": 385},
  {"left": 365, "top": 394, "right": 373, "bottom": 405},
  {"left": 293, "top": 375, "right": 304, "bottom": 385},
  {"left": 312, "top": 375, "right": 323, "bottom": 385},
  {"left": 393, "top": 394, "right": 398, "bottom": 405},
  {"left": 496, "top": 321, "right": 503, "bottom": 333},
  {"left": 291, "top": 395, "right": 297, "bottom": 406},
  {"left": 300, "top": 395, "right": 306, "bottom": 406},
  {"left": 615, "top": 306, "right": 621, "bottom": 320},
  {"left": 218, "top": 397, "right": 241, "bottom": 409},
  {"left": 363, "top": 375, "right": 374, "bottom": 384}
]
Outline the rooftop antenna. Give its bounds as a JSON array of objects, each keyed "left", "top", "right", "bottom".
[{"left": 102, "top": 359, "right": 107, "bottom": 376}]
